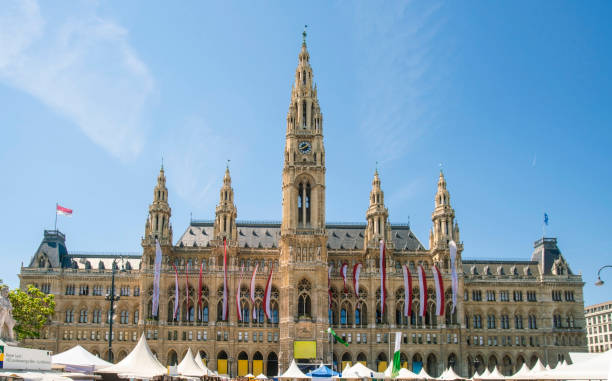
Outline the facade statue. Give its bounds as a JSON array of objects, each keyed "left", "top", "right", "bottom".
[{"left": 0, "top": 286, "right": 16, "bottom": 341}]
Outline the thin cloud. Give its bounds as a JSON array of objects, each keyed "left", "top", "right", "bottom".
[
  {"left": 353, "top": 1, "right": 446, "bottom": 162},
  {"left": 0, "top": 0, "right": 154, "bottom": 160}
]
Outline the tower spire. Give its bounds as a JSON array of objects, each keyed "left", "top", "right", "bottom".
[
  {"left": 144, "top": 166, "right": 172, "bottom": 246},
  {"left": 214, "top": 166, "right": 237, "bottom": 241},
  {"left": 365, "top": 169, "right": 390, "bottom": 247},
  {"left": 430, "top": 170, "right": 458, "bottom": 249}
]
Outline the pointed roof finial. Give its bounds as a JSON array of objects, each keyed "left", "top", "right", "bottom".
[
  {"left": 161, "top": 156, "right": 164, "bottom": 171},
  {"left": 439, "top": 162, "right": 443, "bottom": 174},
  {"left": 226, "top": 159, "right": 231, "bottom": 170},
  {"left": 302, "top": 25, "right": 308, "bottom": 44},
  {"left": 375, "top": 160, "right": 379, "bottom": 175}
]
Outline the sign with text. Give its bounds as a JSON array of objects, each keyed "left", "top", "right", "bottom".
[{"left": 0, "top": 341, "right": 51, "bottom": 370}]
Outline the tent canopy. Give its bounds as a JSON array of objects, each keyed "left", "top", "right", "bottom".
[
  {"left": 438, "top": 367, "right": 464, "bottom": 380},
  {"left": 98, "top": 334, "right": 167, "bottom": 379},
  {"left": 534, "top": 349, "right": 612, "bottom": 380},
  {"left": 278, "top": 360, "right": 310, "bottom": 379},
  {"left": 194, "top": 351, "right": 216, "bottom": 376},
  {"left": 307, "top": 364, "right": 340, "bottom": 377},
  {"left": 177, "top": 348, "right": 206, "bottom": 377},
  {"left": 52, "top": 345, "right": 112, "bottom": 371},
  {"left": 342, "top": 363, "right": 374, "bottom": 379},
  {"left": 395, "top": 368, "right": 419, "bottom": 380}
]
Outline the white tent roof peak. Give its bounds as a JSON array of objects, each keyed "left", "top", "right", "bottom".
[
  {"left": 178, "top": 348, "right": 207, "bottom": 377},
  {"left": 396, "top": 368, "right": 419, "bottom": 379},
  {"left": 417, "top": 368, "right": 433, "bottom": 379},
  {"left": 52, "top": 344, "right": 112, "bottom": 370},
  {"left": 438, "top": 366, "right": 464, "bottom": 380},
  {"left": 99, "top": 333, "right": 167, "bottom": 378},
  {"left": 194, "top": 351, "right": 215, "bottom": 376},
  {"left": 278, "top": 359, "right": 309, "bottom": 379}
]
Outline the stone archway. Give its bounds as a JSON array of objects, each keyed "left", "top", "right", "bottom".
[{"left": 266, "top": 352, "right": 278, "bottom": 377}]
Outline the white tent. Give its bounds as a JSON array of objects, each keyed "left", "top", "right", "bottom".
[
  {"left": 245, "top": 374, "right": 255, "bottom": 378},
  {"left": 194, "top": 351, "right": 216, "bottom": 376},
  {"left": 509, "top": 362, "right": 531, "bottom": 379},
  {"left": 395, "top": 368, "right": 419, "bottom": 380},
  {"left": 416, "top": 368, "right": 433, "bottom": 379},
  {"left": 98, "top": 333, "right": 167, "bottom": 379},
  {"left": 52, "top": 345, "right": 112, "bottom": 371},
  {"left": 474, "top": 366, "right": 503, "bottom": 380},
  {"left": 256, "top": 374, "right": 268, "bottom": 380},
  {"left": 478, "top": 368, "right": 490, "bottom": 379},
  {"left": 535, "top": 349, "right": 612, "bottom": 380},
  {"left": 342, "top": 362, "right": 374, "bottom": 379},
  {"left": 569, "top": 352, "right": 599, "bottom": 365},
  {"left": 438, "top": 367, "right": 465, "bottom": 380},
  {"left": 177, "top": 348, "right": 206, "bottom": 377},
  {"left": 278, "top": 360, "right": 310, "bottom": 379}
]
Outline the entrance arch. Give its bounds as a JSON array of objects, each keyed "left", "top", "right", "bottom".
[
  {"left": 266, "top": 352, "right": 278, "bottom": 377},
  {"left": 377, "top": 353, "right": 388, "bottom": 372},
  {"left": 217, "top": 351, "right": 228, "bottom": 375},
  {"left": 412, "top": 354, "right": 423, "bottom": 373},
  {"left": 341, "top": 352, "right": 352, "bottom": 370},
  {"left": 238, "top": 352, "right": 249, "bottom": 376},
  {"left": 427, "top": 354, "right": 438, "bottom": 377}
]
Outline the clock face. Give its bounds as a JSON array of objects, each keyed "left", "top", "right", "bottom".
[{"left": 298, "top": 141, "right": 312, "bottom": 154}]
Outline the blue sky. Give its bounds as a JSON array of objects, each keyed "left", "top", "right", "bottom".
[{"left": 1, "top": 1, "right": 611, "bottom": 306}]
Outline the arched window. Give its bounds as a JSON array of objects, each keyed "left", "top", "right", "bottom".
[{"left": 297, "top": 279, "right": 312, "bottom": 318}]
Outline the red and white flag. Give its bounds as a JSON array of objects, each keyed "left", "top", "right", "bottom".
[
  {"left": 418, "top": 265, "right": 427, "bottom": 317},
  {"left": 185, "top": 262, "right": 190, "bottom": 314},
  {"left": 449, "top": 240, "right": 459, "bottom": 313},
  {"left": 250, "top": 263, "right": 259, "bottom": 320},
  {"left": 263, "top": 266, "right": 273, "bottom": 320},
  {"left": 173, "top": 264, "right": 179, "bottom": 320},
  {"left": 380, "top": 240, "right": 387, "bottom": 315},
  {"left": 402, "top": 265, "right": 413, "bottom": 317},
  {"left": 432, "top": 265, "right": 445, "bottom": 316},
  {"left": 56, "top": 204, "right": 72, "bottom": 216},
  {"left": 197, "top": 262, "right": 203, "bottom": 320},
  {"left": 236, "top": 266, "right": 244, "bottom": 321},
  {"left": 352, "top": 263, "right": 362, "bottom": 298},
  {"left": 222, "top": 237, "right": 228, "bottom": 321},
  {"left": 340, "top": 263, "right": 348, "bottom": 294}
]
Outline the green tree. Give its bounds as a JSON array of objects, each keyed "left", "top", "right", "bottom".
[{"left": 7, "top": 285, "right": 55, "bottom": 340}]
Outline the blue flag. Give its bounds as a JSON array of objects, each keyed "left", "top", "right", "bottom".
[{"left": 544, "top": 213, "right": 549, "bottom": 226}]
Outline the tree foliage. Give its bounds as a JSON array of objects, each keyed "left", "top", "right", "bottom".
[{"left": 8, "top": 285, "right": 55, "bottom": 340}]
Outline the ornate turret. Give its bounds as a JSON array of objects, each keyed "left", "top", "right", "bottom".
[
  {"left": 214, "top": 166, "right": 237, "bottom": 241},
  {"left": 365, "top": 169, "right": 391, "bottom": 247},
  {"left": 144, "top": 165, "right": 172, "bottom": 246},
  {"left": 430, "top": 170, "right": 458, "bottom": 250}
]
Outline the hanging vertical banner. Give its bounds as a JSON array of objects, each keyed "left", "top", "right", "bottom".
[
  {"left": 263, "top": 266, "right": 273, "bottom": 320},
  {"left": 449, "top": 240, "right": 458, "bottom": 313},
  {"left": 352, "top": 263, "right": 362, "bottom": 298},
  {"left": 340, "top": 263, "right": 348, "bottom": 294},
  {"left": 236, "top": 266, "right": 244, "bottom": 321},
  {"left": 418, "top": 265, "right": 427, "bottom": 317},
  {"left": 222, "top": 237, "right": 228, "bottom": 321},
  {"left": 402, "top": 265, "right": 412, "bottom": 317},
  {"left": 327, "top": 265, "right": 333, "bottom": 308},
  {"left": 173, "top": 264, "right": 179, "bottom": 320},
  {"left": 380, "top": 240, "right": 387, "bottom": 315},
  {"left": 151, "top": 239, "right": 162, "bottom": 317},
  {"left": 250, "top": 263, "right": 259, "bottom": 320},
  {"left": 432, "top": 265, "right": 445, "bottom": 316},
  {"left": 198, "top": 261, "right": 203, "bottom": 320},
  {"left": 185, "top": 262, "right": 190, "bottom": 314}
]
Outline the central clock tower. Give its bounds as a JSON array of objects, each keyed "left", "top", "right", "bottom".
[{"left": 279, "top": 31, "right": 329, "bottom": 369}]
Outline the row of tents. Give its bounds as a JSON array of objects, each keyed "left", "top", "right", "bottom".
[{"left": 29, "top": 334, "right": 612, "bottom": 381}]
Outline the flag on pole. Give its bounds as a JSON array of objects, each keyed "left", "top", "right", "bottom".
[
  {"left": 352, "top": 263, "right": 362, "bottom": 298},
  {"left": 432, "top": 265, "right": 445, "bottom": 316},
  {"left": 418, "top": 265, "right": 427, "bottom": 317},
  {"left": 340, "top": 263, "right": 348, "bottom": 294},
  {"left": 151, "top": 239, "right": 162, "bottom": 317},
  {"left": 327, "top": 327, "right": 349, "bottom": 347},
  {"left": 327, "top": 265, "right": 332, "bottom": 308},
  {"left": 263, "top": 266, "right": 273, "bottom": 320},
  {"left": 392, "top": 331, "right": 402, "bottom": 378},
  {"left": 222, "top": 237, "right": 228, "bottom": 321},
  {"left": 198, "top": 261, "right": 203, "bottom": 320},
  {"left": 185, "top": 262, "right": 190, "bottom": 314},
  {"left": 402, "top": 265, "right": 412, "bottom": 317},
  {"left": 56, "top": 204, "right": 73, "bottom": 216},
  {"left": 380, "top": 240, "right": 387, "bottom": 315},
  {"left": 173, "top": 264, "right": 179, "bottom": 320},
  {"left": 236, "top": 266, "right": 244, "bottom": 321},
  {"left": 449, "top": 240, "right": 458, "bottom": 313},
  {"left": 250, "top": 263, "right": 258, "bottom": 320},
  {"left": 544, "top": 213, "right": 549, "bottom": 226}
]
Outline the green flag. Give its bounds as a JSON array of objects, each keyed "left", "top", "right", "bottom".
[
  {"left": 392, "top": 332, "right": 402, "bottom": 378},
  {"left": 327, "top": 327, "right": 349, "bottom": 347}
]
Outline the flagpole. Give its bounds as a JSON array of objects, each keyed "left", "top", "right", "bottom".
[{"left": 54, "top": 203, "right": 58, "bottom": 231}]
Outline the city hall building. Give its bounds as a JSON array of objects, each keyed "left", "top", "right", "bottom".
[{"left": 19, "top": 37, "right": 587, "bottom": 377}]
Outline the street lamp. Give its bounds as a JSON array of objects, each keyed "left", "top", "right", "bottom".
[
  {"left": 595, "top": 265, "right": 612, "bottom": 286},
  {"left": 106, "top": 257, "right": 125, "bottom": 362}
]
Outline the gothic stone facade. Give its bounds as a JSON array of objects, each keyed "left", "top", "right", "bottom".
[{"left": 19, "top": 39, "right": 586, "bottom": 378}]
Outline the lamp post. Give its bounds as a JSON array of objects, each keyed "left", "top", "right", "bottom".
[
  {"left": 595, "top": 265, "right": 612, "bottom": 286},
  {"left": 106, "top": 257, "right": 124, "bottom": 362}
]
